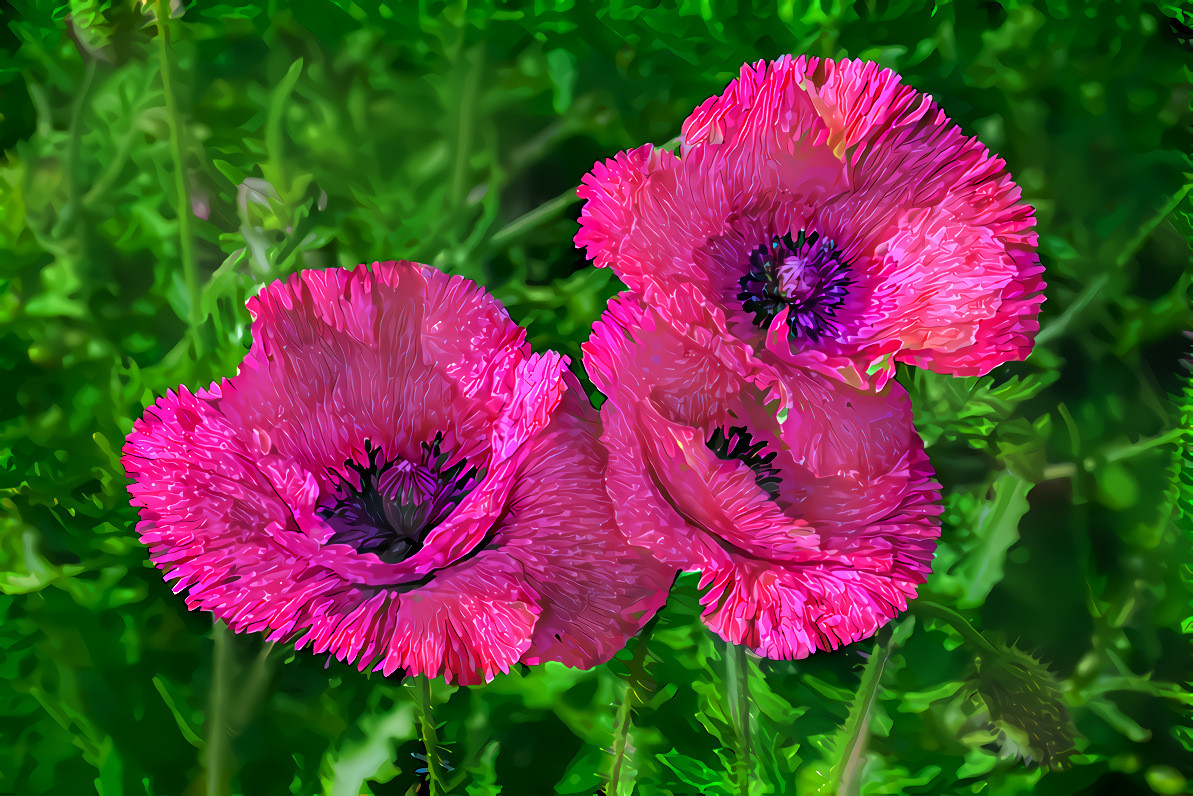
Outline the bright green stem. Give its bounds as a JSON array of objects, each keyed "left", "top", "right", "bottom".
[
  {"left": 606, "top": 615, "right": 659, "bottom": 795},
  {"left": 412, "top": 676, "right": 447, "bottom": 795},
  {"left": 265, "top": 58, "right": 304, "bottom": 198},
  {"left": 450, "top": 46, "right": 480, "bottom": 208},
  {"left": 154, "top": 0, "right": 202, "bottom": 351},
  {"left": 910, "top": 600, "right": 1001, "bottom": 657},
  {"left": 202, "top": 629, "right": 273, "bottom": 796},
  {"left": 724, "top": 641, "right": 753, "bottom": 795},
  {"left": 205, "top": 621, "right": 233, "bottom": 796},
  {"left": 607, "top": 686, "right": 634, "bottom": 796},
  {"left": 228, "top": 642, "right": 275, "bottom": 731},
  {"left": 55, "top": 59, "right": 96, "bottom": 237},
  {"left": 1037, "top": 183, "right": 1190, "bottom": 347},
  {"left": 828, "top": 628, "right": 892, "bottom": 795},
  {"left": 1104, "top": 428, "right": 1186, "bottom": 463},
  {"left": 489, "top": 189, "right": 580, "bottom": 249}
]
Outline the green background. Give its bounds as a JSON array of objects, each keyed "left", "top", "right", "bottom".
[{"left": 2, "top": 1, "right": 1191, "bottom": 793}]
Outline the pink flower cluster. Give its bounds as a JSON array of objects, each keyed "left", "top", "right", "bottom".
[
  {"left": 577, "top": 56, "right": 1042, "bottom": 657},
  {"left": 124, "top": 55, "right": 1042, "bottom": 680}
]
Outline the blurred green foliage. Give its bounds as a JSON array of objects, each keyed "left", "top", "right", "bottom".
[{"left": 1, "top": 0, "right": 1191, "bottom": 793}]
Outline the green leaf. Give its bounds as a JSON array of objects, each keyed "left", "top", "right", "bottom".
[
  {"left": 948, "top": 471, "right": 1032, "bottom": 608},
  {"left": 655, "top": 749, "right": 729, "bottom": 796},
  {"left": 319, "top": 696, "right": 415, "bottom": 796}
]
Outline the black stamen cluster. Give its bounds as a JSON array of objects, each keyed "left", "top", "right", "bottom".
[
  {"left": 738, "top": 230, "right": 851, "bottom": 343},
  {"left": 320, "top": 433, "right": 480, "bottom": 564},
  {"left": 706, "top": 425, "right": 782, "bottom": 500}
]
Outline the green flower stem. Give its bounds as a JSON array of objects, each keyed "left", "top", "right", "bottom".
[
  {"left": 265, "top": 58, "right": 304, "bottom": 199},
  {"left": 228, "top": 641, "right": 276, "bottom": 731},
  {"left": 450, "top": 46, "right": 481, "bottom": 209},
  {"left": 1104, "top": 428, "right": 1186, "bottom": 463},
  {"left": 724, "top": 640, "right": 753, "bottom": 795},
  {"left": 909, "top": 600, "right": 1000, "bottom": 657},
  {"left": 1041, "top": 427, "right": 1181, "bottom": 484},
  {"left": 1037, "top": 183, "right": 1190, "bottom": 347},
  {"left": 606, "top": 614, "right": 660, "bottom": 795},
  {"left": 154, "top": 0, "right": 202, "bottom": 352},
  {"left": 1034, "top": 272, "right": 1111, "bottom": 347},
  {"left": 606, "top": 681, "right": 635, "bottom": 796},
  {"left": 205, "top": 621, "right": 233, "bottom": 796},
  {"left": 54, "top": 58, "right": 96, "bottom": 238},
  {"left": 411, "top": 676, "right": 448, "bottom": 795},
  {"left": 489, "top": 188, "right": 580, "bottom": 249},
  {"left": 202, "top": 626, "right": 273, "bottom": 796},
  {"left": 829, "top": 626, "right": 893, "bottom": 795}
]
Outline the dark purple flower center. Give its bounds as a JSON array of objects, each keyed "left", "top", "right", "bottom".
[
  {"left": 320, "top": 434, "right": 480, "bottom": 563},
  {"left": 738, "top": 231, "right": 851, "bottom": 343},
  {"left": 706, "top": 426, "right": 782, "bottom": 500}
]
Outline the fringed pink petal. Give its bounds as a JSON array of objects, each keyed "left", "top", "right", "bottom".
[
  {"left": 584, "top": 297, "right": 942, "bottom": 657},
  {"left": 125, "top": 262, "right": 670, "bottom": 684},
  {"left": 681, "top": 55, "right": 846, "bottom": 198},
  {"left": 584, "top": 55, "right": 1043, "bottom": 388},
  {"left": 367, "top": 559, "right": 540, "bottom": 685},
  {"left": 577, "top": 144, "right": 738, "bottom": 295},
  {"left": 222, "top": 261, "right": 526, "bottom": 487},
  {"left": 575, "top": 143, "right": 680, "bottom": 281},
  {"left": 505, "top": 382, "right": 674, "bottom": 669}
]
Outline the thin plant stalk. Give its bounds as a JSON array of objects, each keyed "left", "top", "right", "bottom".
[
  {"left": 489, "top": 188, "right": 580, "bottom": 249},
  {"left": 411, "top": 676, "right": 448, "bottom": 795},
  {"left": 828, "top": 627, "right": 894, "bottom": 795},
  {"left": 910, "top": 600, "right": 1000, "bottom": 657},
  {"left": 606, "top": 614, "right": 660, "bottom": 795},
  {"left": 55, "top": 59, "right": 96, "bottom": 238},
  {"left": 607, "top": 682, "right": 635, "bottom": 796},
  {"left": 153, "top": 0, "right": 202, "bottom": 352},
  {"left": 724, "top": 640, "right": 753, "bottom": 795},
  {"left": 205, "top": 621, "right": 233, "bottom": 796}
]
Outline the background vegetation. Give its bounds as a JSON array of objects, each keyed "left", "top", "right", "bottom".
[{"left": 1, "top": 1, "right": 1191, "bottom": 793}]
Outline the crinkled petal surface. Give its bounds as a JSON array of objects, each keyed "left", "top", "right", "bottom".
[
  {"left": 124, "top": 262, "right": 671, "bottom": 684},
  {"left": 505, "top": 377, "right": 674, "bottom": 668},
  {"left": 576, "top": 55, "right": 1043, "bottom": 389},
  {"left": 583, "top": 296, "right": 942, "bottom": 658}
]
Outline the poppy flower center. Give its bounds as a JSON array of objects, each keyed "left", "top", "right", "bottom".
[
  {"left": 738, "top": 231, "right": 851, "bottom": 343},
  {"left": 320, "top": 434, "right": 480, "bottom": 563},
  {"left": 706, "top": 425, "right": 782, "bottom": 500}
]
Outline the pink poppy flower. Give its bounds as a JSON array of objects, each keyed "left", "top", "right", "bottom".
[
  {"left": 123, "top": 262, "right": 672, "bottom": 685},
  {"left": 576, "top": 56, "right": 1043, "bottom": 389},
  {"left": 583, "top": 294, "right": 942, "bottom": 658}
]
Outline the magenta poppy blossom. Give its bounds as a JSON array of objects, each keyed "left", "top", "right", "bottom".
[
  {"left": 576, "top": 56, "right": 1043, "bottom": 389},
  {"left": 124, "top": 262, "right": 672, "bottom": 684},
  {"left": 583, "top": 294, "right": 942, "bottom": 658}
]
